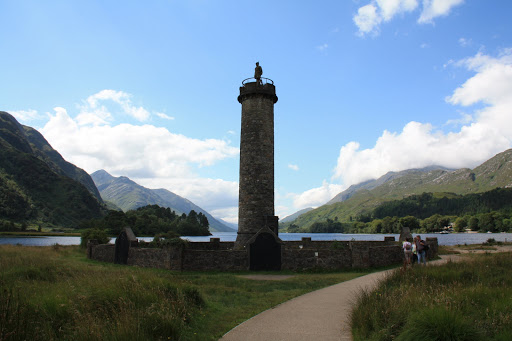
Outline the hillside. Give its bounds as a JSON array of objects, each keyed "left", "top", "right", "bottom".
[
  {"left": 327, "top": 166, "right": 454, "bottom": 205},
  {"left": 0, "top": 111, "right": 106, "bottom": 226},
  {"left": 91, "top": 170, "right": 234, "bottom": 232},
  {"left": 289, "top": 149, "right": 512, "bottom": 229},
  {"left": 280, "top": 207, "right": 313, "bottom": 223}
]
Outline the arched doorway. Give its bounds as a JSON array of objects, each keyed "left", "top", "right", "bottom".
[{"left": 249, "top": 232, "right": 281, "bottom": 271}]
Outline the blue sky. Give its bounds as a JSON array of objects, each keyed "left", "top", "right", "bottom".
[{"left": 3, "top": 0, "right": 512, "bottom": 224}]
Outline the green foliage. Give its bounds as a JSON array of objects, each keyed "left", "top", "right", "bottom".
[
  {"left": 81, "top": 204, "right": 211, "bottom": 237},
  {"left": 0, "top": 220, "right": 20, "bottom": 232},
  {"left": 0, "top": 112, "right": 106, "bottom": 228},
  {"left": 0, "top": 245, "right": 204, "bottom": 340},
  {"left": 309, "top": 218, "right": 348, "bottom": 233},
  {"left": 286, "top": 223, "right": 301, "bottom": 233},
  {"left": 372, "top": 188, "right": 512, "bottom": 220},
  {"left": 469, "top": 216, "right": 479, "bottom": 230},
  {"left": 395, "top": 308, "right": 482, "bottom": 341},
  {"left": 351, "top": 253, "right": 512, "bottom": 340},
  {"left": 80, "top": 228, "right": 110, "bottom": 248},
  {"left": 420, "top": 214, "right": 453, "bottom": 232},
  {"left": 454, "top": 216, "right": 468, "bottom": 232},
  {"left": 296, "top": 188, "right": 512, "bottom": 234}
]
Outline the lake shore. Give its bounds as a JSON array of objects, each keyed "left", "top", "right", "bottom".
[
  {"left": 2, "top": 231, "right": 512, "bottom": 246},
  {"left": 0, "top": 231, "right": 81, "bottom": 237}
]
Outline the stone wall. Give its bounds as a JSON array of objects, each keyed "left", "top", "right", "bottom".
[
  {"left": 281, "top": 238, "right": 402, "bottom": 270},
  {"left": 87, "top": 236, "right": 438, "bottom": 272},
  {"left": 127, "top": 248, "right": 173, "bottom": 269},
  {"left": 89, "top": 243, "right": 115, "bottom": 263},
  {"left": 182, "top": 250, "right": 247, "bottom": 271}
]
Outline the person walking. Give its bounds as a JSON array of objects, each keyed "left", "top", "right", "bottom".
[
  {"left": 415, "top": 235, "right": 427, "bottom": 265},
  {"left": 402, "top": 237, "right": 413, "bottom": 269},
  {"left": 412, "top": 239, "right": 418, "bottom": 265}
]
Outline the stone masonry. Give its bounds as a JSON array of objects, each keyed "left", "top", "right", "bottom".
[
  {"left": 236, "top": 81, "right": 279, "bottom": 247},
  {"left": 87, "top": 233, "right": 439, "bottom": 272}
]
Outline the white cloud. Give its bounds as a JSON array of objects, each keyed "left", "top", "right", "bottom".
[
  {"left": 354, "top": 4, "right": 382, "bottom": 35},
  {"left": 444, "top": 113, "right": 473, "bottom": 127},
  {"left": 448, "top": 50, "right": 512, "bottom": 106},
  {"left": 9, "top": 109, "right": 40, "bottom": 122},
  {"left": 208, "top": 207, "right": 238, "bottom": 225},
  {"left": 82, "top": 89, "right": 150, "bottom": 123},
  {"left": 458, "top": 37, "right": 472, "bottom": 47},
  {"left": 331, "top": 48, "right": 512, "bottom": 188},
  {"left": 316, "top": 43, "right": 329, "bottom": 51},
  {"left": 377, "top": 0, "right": 418, "bottom": 21},
  {"left": 156, "top": 112, "right": 175, "bottom": 120},
  {"left": 418, "top": 0, "right": 465, "bottom": 24},
  {"left": 38, "top": 92, "right": 240, "bottom": 222},
  {"left": 42, "top": 107, "right": 238, "bottom": 175},
  {"left": 290, "top": 181, "right": 344, "bottom": 210},
  {"left": 288, "top": 164, "right": 299, "bottom": 171},
  {"left": 354, "top": 0, "right": 419, "bottom": 35},
  {"left": 354, "top": 0, "right": 463, "bottom": 35}
]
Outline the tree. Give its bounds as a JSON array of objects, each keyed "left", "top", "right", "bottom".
[
  {"left": 399, "top": 216, "right": 420, "bottom": 231},
  {"left": 198, "top": 212, "right": 209, "bottom": 228},
  {"left": 453, "top": 217, "right": 467, "bottom": 232},
  {"left": 80, "top": 228, "right": 110, "bottom": 248},
  {"left": 468, "top": 216, "right": 479, "bottom": 231},
  {"left": 287, "top": 224, "right": 299, "bottom": 233}
]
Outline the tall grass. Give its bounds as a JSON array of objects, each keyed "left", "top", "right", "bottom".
[
  {"left": 0, "top": 245, "right": 369, "bottom": 340},
  {"left": 351, "top": 252, "right": 512, "bottom": 341},
  {"left": 0, "top": 245, "right": 203, "bottom": 340}
]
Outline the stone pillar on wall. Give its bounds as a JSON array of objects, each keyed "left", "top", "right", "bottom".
[
  {"left": 87, "top": 239, "right": 98, "bottom": 259},
  {"left": 235, "top": 77, "right": 280, "bottom": 248}
]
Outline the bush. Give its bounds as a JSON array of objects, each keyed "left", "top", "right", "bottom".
[
  {"left": 396, "top": 307, "right": 482, "bottom": 341},
  {"left": 80, "top": 228, "right": 110, "bottom": 248}
]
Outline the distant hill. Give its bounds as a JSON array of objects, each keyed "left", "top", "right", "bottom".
[
  {"left": 288, "top": 149, "right": 512, "bottom": 229},
  {"left": 91, "top": 170, "right": 235, "bottom": 232},
  {"left": 0, "top": 111, "right": 105, "bottom": 226},
  {"left": 326, "top": 166, "right": 455, "bottom": 205},
  {"left": 280, "top": 207, "right": 313, "bottom": 224}
]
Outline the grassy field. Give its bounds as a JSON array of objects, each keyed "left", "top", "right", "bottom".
[
  {"left": 0, "top": 245, "right": 370, "bottom": 340},
  {"left": 351, "top": 251, "right": 512, "bottom": 341}
]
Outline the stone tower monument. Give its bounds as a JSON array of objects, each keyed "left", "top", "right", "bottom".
[{"left": 235, "top": 65, "right": 281, "bottom": 259}]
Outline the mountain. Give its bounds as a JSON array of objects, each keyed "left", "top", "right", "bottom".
[
  {"left": 288, "top": 149, "right": 512, "bottom": 229},
  {"left": 0, "top": 111, "right": 105, "bottom": 226},
  {"left": 327, "top": 166, "right": 454, "bottom": 205},
  {"left": 90, "top": 170, "right": 234, "bottom": 232},
  {"left": 280, "top": 207, "right": 313, "bottom": 223}
]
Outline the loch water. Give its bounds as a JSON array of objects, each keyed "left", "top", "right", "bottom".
[{"left": 1, "top": 232, "right": 511, "bottom": 246}]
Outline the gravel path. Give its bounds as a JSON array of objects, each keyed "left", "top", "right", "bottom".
[{"left": 220, "top": 255, "right": 463, "bottom": 341}]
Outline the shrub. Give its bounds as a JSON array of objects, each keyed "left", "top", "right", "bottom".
[
  {"left": 80, "top": 228, "right": 110, "bottom": 248},
  {"left": 396, "top": 307, "right": 482, "bottom": 341}
]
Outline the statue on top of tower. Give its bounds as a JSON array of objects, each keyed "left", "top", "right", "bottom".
[{"left": 254, "top": 62, "right": 263, "bottom": 85}]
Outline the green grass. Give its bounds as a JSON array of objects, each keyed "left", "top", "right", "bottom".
[
  {"left": 0, "top": 245, "right": 370, "bottom": 340},
  {"left": 351, "top": 252, "right": 512, "bottom": 340},
  {"left": 436, "top": 245, "right": 461, "bottom": 255}
]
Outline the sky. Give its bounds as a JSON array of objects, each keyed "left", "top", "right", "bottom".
[{"left": 2, "top": 0, "right": 512, "bottom": 225}]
